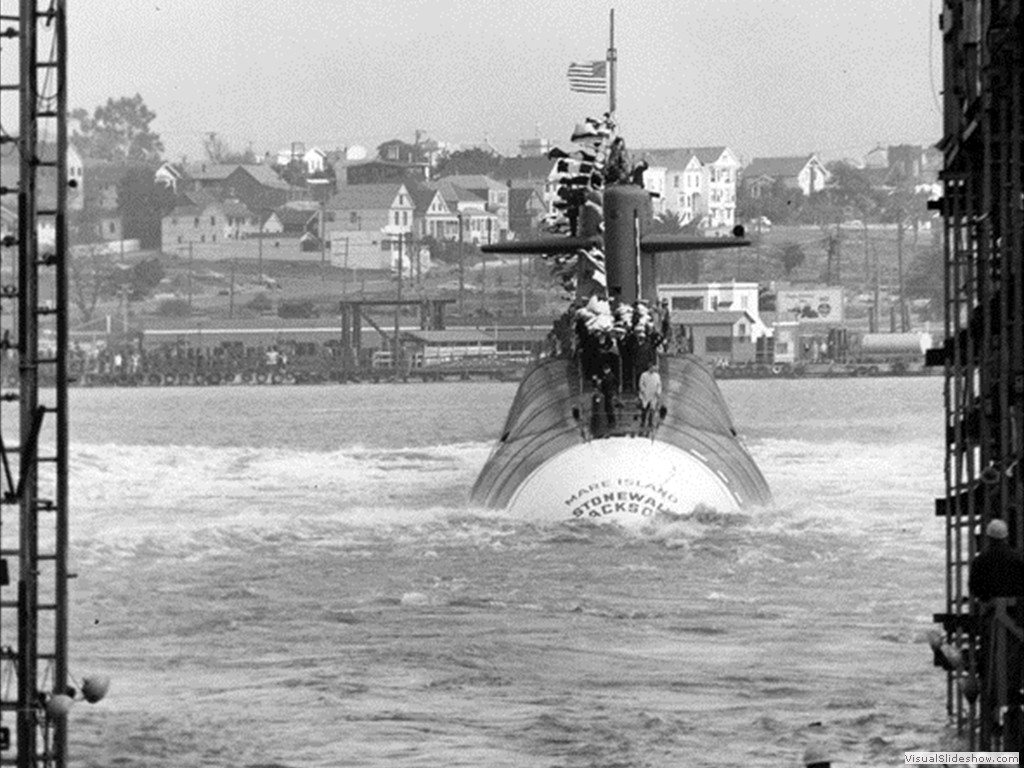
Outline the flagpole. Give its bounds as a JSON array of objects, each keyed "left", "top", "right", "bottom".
[{"left": 607, "top": 8, "right": 617, "bottom": 117}]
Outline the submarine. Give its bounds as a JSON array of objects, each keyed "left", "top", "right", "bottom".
[{"left": 470, "top": 121, "right": 772, "bottom": 526}]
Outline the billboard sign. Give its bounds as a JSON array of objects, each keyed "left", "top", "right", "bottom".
[{"left": 776, "top": 286, "right": 844, "bottom": 322}]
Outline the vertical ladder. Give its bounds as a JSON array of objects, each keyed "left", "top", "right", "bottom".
[{"left": 0, "top": 1, "right": 70, "bottom": 766}]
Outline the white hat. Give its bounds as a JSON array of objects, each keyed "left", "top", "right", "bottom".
[{"left": 986, "top": 519, "right": 1008, "bottom": 540}]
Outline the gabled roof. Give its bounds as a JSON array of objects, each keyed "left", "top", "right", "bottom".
[
  {"left": 405, "top": 181, "right": 448, "bottom": 214},
  {"left": 273, "top": 206, "right": 318, "bottom": 226},
  {"left": 509, "top": 186, "right": 545, "bottom": 215},
  {"left": 156, "top": 160, "right": 186, "bottom": 179},
  {"left": 640, "top": 148, "right": 700, "bottom": 170},
  {"left": 325, "top": 182, "right": 409, "bottom": 211},
  {"left": 184, "top": 163, "right": 290, "bottom": 190},
  {"left": 743, "top": 155, "right": 817, "bottom": 178},
  {"left": 426, "top": 179, "right": 486, "bottom": 206},
  {"left": 236, "top": 164, "right": 290, "bottom": 190},
  {"left": 178, "top": 188, "right": 219, "bottom": 207},
  {"left": 641, "top": 146, "right": 731, "bottom": 166}
]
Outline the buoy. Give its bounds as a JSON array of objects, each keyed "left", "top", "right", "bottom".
[
  {"left": 45, "top": 693, "right": 74, "bottom": 718},
  {"left": 81, "top": 675, "right": 110, "bottom": 703}
]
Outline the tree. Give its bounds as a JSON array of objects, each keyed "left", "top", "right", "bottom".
[
  {"left": 434, "top": 147, "right": 502, "bottom": 177},
  {"left": 118, "top": 166, "right": 176, "bottom": 249},
  {"left": 775, "top": 242, "right": 806, "bottom": 277},
  {"left": 904, "top": 243, "right": 944, "bottom": 321},
  {"left": 68, "top": 245, "right": 116, "bottom": 323},
  {"left": 822, "top": 161, "right": 879, "bottom": 220},
  {"left": 376, "top": 139, "right": 426, "bottom": 164},
  {"left": 736, "top": 177, "right": 803, "bottom": 225},
  {"left": 156, "top": 298, "right": 190, "bottom": 317},
  {"left": 204, "top": 131, "right": 257, "bottom": 165},
  {"left": 125, "top": 257, "right": 165, "bottom": 301},
  {"left": 649, "top": 210, "right": 703, "bottom": 283},
  {"left": 246, "top": 293, "right": 273, "bottom": 313},
  {"left": 70, "top": 94, "right": 163, "bottom": 163}
]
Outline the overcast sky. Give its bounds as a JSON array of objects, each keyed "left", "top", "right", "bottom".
[{"left": 65, "top": 0, "right": 943, "bottom": 163}]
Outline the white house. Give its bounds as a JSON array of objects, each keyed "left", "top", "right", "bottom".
[
  {"left": 640, "top": 146, "right": 740, "bottom": 229},
  {"left": 658, "top": 281, "right": 768, "bottom": 338},
  {"left": 154, "top": 161, "right": 186, "bottom": 192},
  {"left": 303, "top": 147, "right": 327, "bottom": 175},
  {"left": 743, "top": 154, "right": 831, "bottom": 198}
]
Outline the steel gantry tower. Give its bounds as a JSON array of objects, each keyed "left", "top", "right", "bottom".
[
  {"left": 931, "top": 0, "right": 1023, "bottom": 754},
  {"left": 0, "top": 0, "right": 72, "bottom": 765}
]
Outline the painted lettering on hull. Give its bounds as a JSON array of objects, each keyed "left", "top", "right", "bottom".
[{"left": 564, "top": 479, "right": 682, "bottom": 519}]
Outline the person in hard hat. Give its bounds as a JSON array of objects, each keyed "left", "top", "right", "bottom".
[
  {"left": 969, "top": 519, "right": 1024, "bottom": 601},
  {"left": 967, "top": 518, "right": 1024, "bottom": 750}
]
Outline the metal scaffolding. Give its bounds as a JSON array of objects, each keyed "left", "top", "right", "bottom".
[
  {"left": 0, "top": 1, "right": 72, "bottom": 765},
  {"left": 932, "top": 0, "right": 1023, "bottom": 753}
]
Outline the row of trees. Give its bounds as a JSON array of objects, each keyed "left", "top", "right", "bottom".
[{"left": 736, "top": 160, "right": 934, "bottom": 230}]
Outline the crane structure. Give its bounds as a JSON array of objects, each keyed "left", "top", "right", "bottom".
[
  {"left": 931, "top": 0, "right": 1023, "bottom": 753},
  {"left": 0, "top": 1, "right": 72, "bottom": 765}
]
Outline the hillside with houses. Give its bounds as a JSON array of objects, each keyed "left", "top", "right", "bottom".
[{"left": 0, "top": 109, "right": 944, "bottom": 346}]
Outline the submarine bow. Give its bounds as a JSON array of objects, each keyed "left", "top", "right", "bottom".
[{"left": 470, "top": 355, "right": 772, "bottom": 524}]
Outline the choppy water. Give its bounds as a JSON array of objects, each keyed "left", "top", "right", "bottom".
[{"left": 9, "top": 377, "right": 953, "bottom": 766}]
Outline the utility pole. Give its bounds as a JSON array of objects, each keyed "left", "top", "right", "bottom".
[
  {"left": 458, "top": 214, "right": 465, "bottom": 315},
  {"left": 896, "top": 216, "right": 907, "bottom": 332},
  {"left": 518, "top": 252, "right": 525, "bottom": 316},
  {"left": 319, "top": 199, "right": 328, "bottom": 283},
  {"left": 187, "top": 240, "right": 194, "bottom": 312},
  {"left": 480, "top": 218, "right": 489, "bottom": 313},
  {"left": 228, "top": 259, "right": 235, "bottom": 319},
  {"left": 120, "top": 283, "right": 129, "bottom": 334},
  {"left": 257, "top": 219, "right": 264, "bottom": 279},
  {"left": 415, "top": 237, "right": 421, "bottom": 288},
  {"left": 394, "top": 232, "right": 403, "bottom": 369},
  {"left": 871, "top": 246, "right": 881, "bottom": 334},
  {"left": 755, "top": 217, "right": 762, "bottom": 282},
  {"left": 341, "top": 237, "right": 349, "bottom": 299}
]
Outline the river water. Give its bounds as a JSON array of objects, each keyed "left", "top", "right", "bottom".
[{"left": 21, "top": 376, "right": 954, "bottom": 766}]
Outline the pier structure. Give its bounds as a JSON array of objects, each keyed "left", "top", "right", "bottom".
[{"left": 931, "top": 0, "right": 1023, "bottom": 752}]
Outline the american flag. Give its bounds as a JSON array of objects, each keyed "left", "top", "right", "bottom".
[{"left": 567, "top": 60, "right": 608, "bottom": 94}]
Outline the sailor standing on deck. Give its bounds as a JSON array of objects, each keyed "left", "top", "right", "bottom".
[
  {"left": 599, "top": 362, "right": 618, "bottom": 429},
  {"left": 638, "top": 361, "right": 662, "bottom": 429}
]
